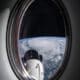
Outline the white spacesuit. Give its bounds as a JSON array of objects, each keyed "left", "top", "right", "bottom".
[{"left": 22, "top": 50, "right": 44, "bottom": 80}]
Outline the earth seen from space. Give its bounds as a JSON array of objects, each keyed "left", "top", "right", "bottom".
[{"left": 18, "top": 37, "right": 66, "bottom": 80}]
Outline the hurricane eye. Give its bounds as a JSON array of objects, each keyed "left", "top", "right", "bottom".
[{"left": 7, "top": 0, "right": 71, "bottom": 80}]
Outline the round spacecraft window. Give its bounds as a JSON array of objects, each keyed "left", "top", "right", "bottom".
[{"left": 7, "top": 0, "right": 72, "bottom": 80}]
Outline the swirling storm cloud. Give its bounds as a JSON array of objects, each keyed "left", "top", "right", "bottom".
[{"left": 18, "top": 37, "right": 66, "bottom": 80}]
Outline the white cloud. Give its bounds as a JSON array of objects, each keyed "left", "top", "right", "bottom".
[{"left": 18, "top": 37, "right": 66, "bottom": 60}]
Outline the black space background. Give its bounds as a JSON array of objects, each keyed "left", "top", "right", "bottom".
[
  {"left": 20, "top": 0, "right": 65, "bottom": 39},
  {"left": 0, "top": 0, "right": 80, "bottom": 80}
]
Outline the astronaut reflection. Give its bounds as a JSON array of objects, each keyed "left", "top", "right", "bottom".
[{"left": 22, "top": 50, "right": 44, "bottom": 80}]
